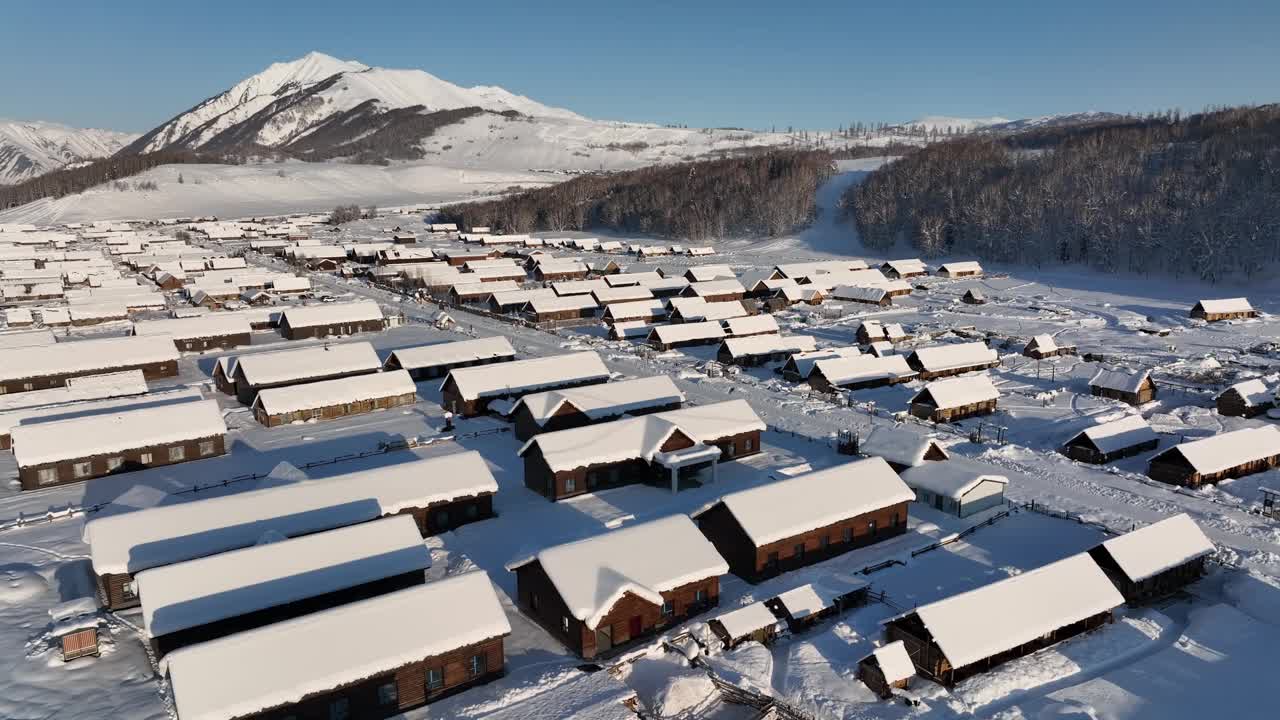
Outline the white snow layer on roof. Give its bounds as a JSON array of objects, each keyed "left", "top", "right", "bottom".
[
  {"left": 915, "top": 374, "right": 999, "bottom": 409},
  {"left": 132, "top": 314, "right": 251, "bottom": 340},
  {"left": 712, "top": 601, "right": 779, "bottom": 639},
  {"left": 0, "top": 369, "right": 147, "bottom": 413},
  {"left": 444, "top": 350, "right": 610, "bottom": 401},
  {"left": 235, "top": 341, "right": 381, "bottom": 386},
  {"left": 12, "top": 399, "right": 225, "bottom": 467},
  {"left": 939, "top": 261, "right": 983, "bottom": 274},
  {"left": 650, "top": 320, "right": 726, "bottom": 344},
  {"left": 386, "top": 336, "right": 515, "bottom": 370},
  {"left": 527, "top": 294, "right": 599, "bottom": 313},
  {"left": 785, "top": 347, "right": 862, "bottom": 378},
  {"left": 529, "top": 516, "right": 728, "bottom": 629},
  {"left": 280, "top": 300, "right": 383, "bottom": 329},
  {"left": 1071, "top": 415, "right": 1158, "bottom": 455},
  {"left": 0, "top": 335, "right": 178, "bottom": 382},
  {"left": 870, "top": 641, "right": 915, "bottom": 683},
  {"left": 513, "top": 375, "right": 684, "bottom": 425},
  {"left": 723, "top": 314, "right": 779, "bottom": 336},
  {"left": 773, "top": 579, "right": 866, "bottom": 619},
  {"left": 253, "top": 369, "right": 415, "bottom": 415},
  {"left": 910, "top": 342, "right": 997, "bottom": 372},
  {"left": 912, "top": 552, "right": 1123, "bottom": 669},
  {"left": 858, "top": 426, "right": 948, "bottom": 467},
  {"left": 814, "top": 354, "right": 915, "bottom": 385},
  {"left": 1196, "top": 297, "right": 1253, "bottom": 314},
  {"left": 84, "top": 450, "right": 496, "bottom": 575},
  {"left": 900, "top": 461, "right": 1007, "bottom": 500},
  {"left": 1088, "top": 367, "right": 1151, "bottom": 393},
  {"left": 702, "top": 457, "right": 913, "bottom": 546},
  {"left": 1160, "top": 425, "right": 1280, "bottom": 475},
  {"left": 1098, "top": 513, "right": 1214, "bottom": 583},
  {"left": 137, "top": 514, "right": 429, "bottom": 638},
  {"left": 1219, "top": 378, "right": 1271, "bottom": 406},
  {"left": 604, "top": 299, "right": 667, "bottom": 321},
  {"left": 1029, "top": 334, "right": 1058, "bottom": 352},
  {"left": 721, "top": 334, "right": 817, "bottom": 358},
  {"left": 165, "top": 571, "right": 510, "bottom": 720}
]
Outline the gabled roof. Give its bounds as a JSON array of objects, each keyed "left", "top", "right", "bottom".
[
  {"left": 252, "top": 370, "right": 416, "bottom": 416},
  {"left": 882, "top": 258, "right": 927, "bottom": 275},
  {"left": 508, "top": 516, "right": 727, "bottom": 630},
  {"left": 0, "top": 335, "right": 179, "bottom": 383},
  {"left": 1217, "top": 378, "right": 1271, "bottom": 406},
  {"left": 722, "top": 314, "right": 779, "bottom": 336},
  {"left": 132, "top": 314, "right": 252, "bottom": 341},
  {"left": 859, "top": 426, "right": 949, "bottom": 468},
  {"left": 685, "top": 265, "right": 735, "bottom": 282},
  {"left": 1194, "top": 297, "right": 1253, "bottom": 314},
  {"left": 711, "top": 601, "right": 779, "bottom": 639},
  {"left": 603, "top": 299, "right": 668, "bottom": 322},
  {"left": 666, "top": 297, "right": 748, "bottom": 321},
  {"left": 900, "top": 461, "right": 1007, "bottom": 500},
  {"left": 1153, "top": 426, "right": 1280, "bottom": 476},
  {"left": 908, "top": 342, "right": 998, "bottom": 373},
  {"left": 813, "top": 355, "right": 916, "bottom": 386},
  {"left": 551, "top": 279, "right": 609, "bottom": 296},
  {"left": 12, "top": 399, "right": 226, "bottom": 468},
  {"left": 1089, "top": 367, "right": 1151, "bottom": 394},
  {"left": 865, "top": 640, "right": 915, "bottom": 683},
  {"left": 450, "top": 279, "right": 520, "bottom": 296},
  {"left": 719, "top": 334, "right": 817, "bottom": 359},
  {"left": 692, "top": 457, "right": 913, "bottom": 546},
  {"left": 512, "top": 376, "right": 685, "bottom": 426},
  {"left": 592, "top": 285, "right": 654, "bottom": 304},
  {"left": 605, "top": 271, "right": 663, "bottom": 287},
  {"left": 442, "top": 351, "right": 610, "bottom": 402},
  {"left": 1027, "top": 334, "right": 1057, "bottom": 352},
  {"left": 772, "top": 578, "right": 868, "bottom": 619},
  {"left": 235, "top": 342, "right": 381, "bottom": 386},
  {"left": 1095, "top": 513, "right": 1213, "bottom": 583},
  {"left": 938, "top": 261, "right": 983, "bottom": 274},
  {"left": 1067, "top": 415, "right": 1158, "bottom": 455},
  {"left": 280, "top": 300, "right": 383, "bottom": 329},
  {"left": 912, "top": 374, "right": 999, "bottom": 409},
  {"left": 488, "top": 287, "right": 557, "bottom": 307},
  {"left": 385, "top": 336, "right": 515, "bottom": 371},
  {"left": 649, "top": 320, "right": 726, "bottom": 345},
  {"left": 526, "top": 294, "right": 599, "bottom": 314},
  {"left": 773, "top": 260, "right": 868, "bottom": 278},
  {"left": 783, "top": 346, "right": 862, "bottom": 378}
]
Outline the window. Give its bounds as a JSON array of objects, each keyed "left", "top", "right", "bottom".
[
  {"left": 793, "top": 543, "right": 805, "bottom": 559},
  {"left": 37, "top": 468, "right": 59, "bottom": 485},
  {"left": 122, "top": 581, "right": 137, "bottom": 600},
  {"left": 436, "top": 510, "right": 450, "bottom": 528},
  {"left": 892, "top": 512, "right": 901, "bottom": 528},
  {"left": 106, "top": 456, "right": 124, "bottom": 472},
  {"left": 466, "top": 504, "right": 478, "bottom": 519},
  {"left": 72, "top": 462, "right": 93, "bottom": 479},
  {"left": 564, "top": 477, "right": 576, "bottom": 493},
  {"left": 661, "top": 601, "right": 674, "bottom": 617},
  {"left": 426, "top": 667, "right": 444, "bottom": 690},
  {"left": 377, "top": 682, "right": 398, "bottom": 706},
  {"left": 562, "top": 616, "right": 570, "bottom": 634},
  {"left": 745, "top": 437, "right": 754, "bottom": 451},
  {"left": 820, "top": 535, "right": 830, "bottom": 550},
  {"left": 168, "top": 446, "right": 185, "bottom": 462},
  {"left": 842, "top": 527, "right": 853, "bottom": 544},
  {"left": 139, "top": 452, "right": 153, "bottom": 464},
  {"left": 766, "top": 552, "right": 779, "bottom": 568},
  {"left": 469, "top": 652, "right": 488, "bottom": 677},
  {"left": 695, "top": 589, "right": 708, "bottom": 603},
  {"left": 328, "top": 697, "right": 350, "bottom": 720},
  {"left": 199, "top": 441, "right": 215, "bottom": 456},
  {"left": 587, "top": 471, "right": 599, "bottom": 489},
  {"left": 23, "top": 382, "right": 34, "bottom": 391},
  {"left": 868, "top": 519, "right": 877, "bottom": 535}
]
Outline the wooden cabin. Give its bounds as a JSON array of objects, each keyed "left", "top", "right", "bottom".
[
  {"left": 440, "top": 351, "right": 610, "bottom": 417},
  {"left": 779, "top": 347, "right": 861, "bottom": 382},
  {"left": 510, "top": 376, "right": 684, "bottom": 440},
  {"left": 1216, "top": 379, "right": 1274, "bottom": 418},
  {"left": 961, "top": 289, "right": 986, "bottom": 305},
  {"left": 1190, "top": 297, "right": 1256, "bottom": 321},
  {"left": 1022, "top": 333, "right": 1075, "bottom": 359},
  {"left": 532, "top": 260, "right": 590, "bottom": 283},
  {"left": 692, "top": 457, "right": 912, "bottom": 583},
  {"left": 880, "top": 259, "right": 928, "bottom": 279},
  {"left": 666, "top": 297, "right": 749, "bottom": 323},
  {"left": 83, "top": 451, "right": 498, "bottom": 609},
  {"left": 1147, "top": 426, "right": 1280, "bottom": 487},
  {"left": 1087, "top": 514, "right": 1213, "bottom": 605},
  {"left": 909, "top": 375, "right": 999, "bottom": 423},
  {"left": 252, "top": 370, "right": 418, "bottom": 427},
  {"left": 382, "top": 336, "right": 516, "bottom": 380},
  {"left": 132, "top": 315, "right": 252, "bottom": 353},
  {"left": 905, "top": 342, "right": 999, "bottom": 380},
  {"left": 524, "top": 295, "right": 599, "bottom": 325},
  {"left": 936, "top": 261, "right": 983, "bottom": 278},
  {"left": 765, "top": 578, "right": 869, "bottom": 633},
  {"left": 1088, "top": 368, "right": 1156, "bottom": 406},
  {"left": 856, "top": 320, "right": 908, "bottom": 345},
  {"left": 858, "top": 641, "right": 915, "bottom": 699},
  {"left": 164, "top": 573, "right": 511, "bottom": 720},
  {"left": 231, "top": 341, "right": 382, "bottom": 404},
  {"left": 681, "top": 279, "right": 746, "bottom": 302},
  {"left": 1061, "top": 415, "right": 1160, "bottom": 464},
  {"left": 884, "top": 553, "right": 1122, "bottom": 686},
  {"left": 508, "top": 516, "right": 726, "bottom": 659},
  {"left": 602, "top": 299, "right": 667, "bottom": 325},
  {"left": 278, "top": 301, "right": 385, "bottom": 340},
  {"left": 856, "top": 426, "right": 950, "bottom": 471},
  {"left": 831, "top": 285, "right": 892, "bottom": 307},
  {"left": 648, "top": 321, "right": 727, "bottom": 351},
  {"left": 0, "top": 335, "right": 178, "bottom": 394},
  {"left": 900, "top": 462, "right": 1007, "bottom": 518},
  {"left": 450, "top": 280, "right": 520, "bottom": 304},
  {"left": 13, "top": 400, "right": 227, "bottom": 491},
  {"left": 808, "top": 355, "right": 917, "bottom": 393},
  {"left": 716, "top": 334, "right": 817, "bottom": 367},
  {"left": 707, "top": 601, "right": 780, "bottom": 650}
]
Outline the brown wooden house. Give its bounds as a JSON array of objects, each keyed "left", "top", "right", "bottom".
[
  {"left": 212, "top": 356, "right": 239, "bottom": 395},
  {"left": 278, "top": 300, "right": 385, "bottom": 340},
  {"left": 252, "top": 370, "right": 417, "bottom": 427},
  {"left": 764, "top": 579, "right": 869, "bottom": 634},
  {"left": 909, "top": 375, "right": 999, "bottom": 423},
  {"left": 165, "top": 573, "right": 511, "bottom": 720},
  {"left": 1086, "top": 514, "right": 1213, "bottom": 605},
  {"left": 382, "top": 336, "right": 516, "bottom": 380},
  {"left": 0, "top": 335, "right": 179, "bottom": 394},
  {"left": 1215, "top": 379, "right": 1274, "bottom": 418},
  {"left": 1190, "top": 298, "right": 1256, "bottom": 321},
  {"left": 905, "top": 342, "right": 999, "bottom": 380},
  {"left": 707, "top": 601, "right": 780, "bottom": 650},
  {"left": 231, "top": 341, "right": 382, "bottom": 404},
  {"left": 858, "top": 641, "right": 915, "bottom": 699},
  {"left": 439, "top": 351, "right": 610, "bottom": 417},
  {"left": 1061, "top": 415, "right": 1160, "bottom": 464},
  {"left": 1088, "top": 368, "right": 1156, "bottom": 406},
  {"left": 692, "top": 457, "right": 912, "bottom": 583},
  {"left": 523, "top": 295, "right": 599, "bottom": 325},
  {"left": 510, "top": 375, "right": 684, "bottom": 440},
  {"left": 508, "top": 516, "right": 727, "bottom": 659},
  {"left": 936, "top": 261, "right": 983, "bottom": 278},
  {"left": 132, "top": 315, "right": 253, "bottom": 353},
  {"left": 1022, "top": 334, "right": 1075, "bottom": 359},
  {"left": 1147, "top": 426, "right": 1280, "bottom": 487}
]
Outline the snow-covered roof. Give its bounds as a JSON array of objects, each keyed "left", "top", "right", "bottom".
[
  {"left": 512, "top": 376, "right": 685, "bottom": 426},
  {"left": 711, "top": 601, "right": 779, "bottom": 639},
  {"left": 1096, "top": 513, "right": 1213, "bottom": 584},
  {"left": 1028, "top": 334, "right": 1058, "bottom": 352},
  {"left": 908, "top": 553, "right": 1123, "bottom": 669},
  {"left": 693, "top": 457, "right": 913, "bottom": 546},
  {"left": 280, "top": 300, "right": 383, "bottom": 329},
  {"left": 253, "top": 370, "right": 415, "bottom": 416},
  {"left": 605, "top": 271, "right": 664, "bottom": 287},
  {"left": 132, "top": 314, "right": 252, "bottom": 341},
  {"left": 667, "top": 297, "right": 748, "bottom": 321},
  {"left": 137, "top": 515, "right": 429, "bottom": 638},
  {"left": 685, "top": 265, "right": 735, "bottom": 282},
  {"left": 270, "top": 276, "right": 311, "bottom": 292},
  {"left": 938, "top": 261, "right": 983, "bottom": 274},
  {"left": 813, "top": 355, "right": 916, "bottom": 386},
  {"left": 534, "top": 259, "right": 589, "bottom": 275},
  {"left": 385, "top": 336, "right": 515, "bottom": 371},
  {"left": 84, "top": 450, "right": 497, "bottom": 576},
  {"left": 0, "top": 328, "right": 54, "bottom": 350},
  {"left": 552, "top": 279, "right": 609, "bottom": 296},
  {"left": 649, "top": 321, "right": 726, "bottom": 345},
  {"left": 1218, "top": 378, "right": 1271, "bottom": 407},
  {"left": 489, "top": 288, "right": 557, "bottom": 307},
  {"left": 772, "top": 578, "right": 868, "bottom": 619},
  {"left": 719, "top": 334, "right": 817, "bottom": 359},
  {"left": 513, "top": 516, "right": 727, "bottom": 629},
  {"left": 451, "top": 279, "right": 521, "bottom": 297},
  {"left": 686, "top": 279, "right": 746, "bottom": 297},
  {"left": 1068, "top": 415, "right": 1159, "bottom": 455},
  {"left": 1194, "top": 297, "right": 1254, "bottom": 314},
  {"left": 722, "top": 314, "right": 779, "bottom": 336},
  {"left": 12, "top": 399, "right": 226, "bottom": 468},
  {"left": 866, "top": 641, "right": 915, "bottom": 683},
  {"left": 592, "top": 285, "right": 655, "bottom": 304},
  {"left": 166, "top": 571, "right": 510, "bottom": 720},
  {"left": 610, "top": 321, "right": 661, "bottom": 339},
  {"left": 913, "top": 374, "right": 999, "bottom": 410},
  {"left": 858, "top": 426, "right": 949, "bottom": 468},
  {"left": 1155, "top": 426, "right": 1280, "bottom": 476},
  {"left": 908, "top": 342, "right": 997, "bottom": 373},
  {"left": 526, "top": 294, "right": 599, "bottom": 314},
  {"left": 69, "top": 303, "right": 129, "bottom": 321},
  {"left": 783, "top": 347, "right": 862, "bottom": 379},
  {"left": 773, "top": 260, "right": 868, "bottom": 278},
  {"left": 883, "top": 258, "right": 927, "bottom": 275},
  {"left": 1088, "top": 367, "right": 1151, "bottom": 394},
  {"left": 900, "top": 461, "right": 1007, "bottom": 500},
  {"left": 604, "top": 299, "right": 668, "bottom": 321},
  {"left": 235, "top": 341, "right": 381, "bottom": 386},
  {"left": 831, "top": 285, "right": 888, "bottom": 302},
  {"left": 443, "top": 351, "right": 610, "bottom": 401}
]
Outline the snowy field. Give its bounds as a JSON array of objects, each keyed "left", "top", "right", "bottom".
[{"left": 4, "top": 163, "right": 1280, "bottom": 719}]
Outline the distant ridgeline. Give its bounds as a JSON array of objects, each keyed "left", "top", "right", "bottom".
[
  {"left": 0, "top": 149, "right": 216, "bottom": 209},
  {"left": 844, "top": 104, "right": 1280, "bottom": 281},
  {"left": 441, "top": 150, "right": 836, "bottom": 241}
]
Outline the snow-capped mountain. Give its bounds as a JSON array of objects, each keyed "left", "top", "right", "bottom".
[
  {"left": 898, "top": 115, "right": 1012, "bottom": 133},
  {"left": 0, "top": 120, "right": 137, "bottom": 184},
  {"left": 981, "top": 111, "right": 1129, "bottom": 133}
]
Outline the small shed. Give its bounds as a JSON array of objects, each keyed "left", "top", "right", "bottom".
[
  {"left": 909, "top": 375, "right": 999, "bottom": 423},
  {"left": 48, "top": 598, "right": 100, "bottom": 662},
  {"left": 1190, "top": 298, "right": 1256, "bottom": 321},
  {"left": 900, "top": 462, "right": 1008, "bottom": 517},
  {"left": 961, "top": 289, "right": 986, "bottom": 305},
  {"left": 1088, "top": 368, "right": 1156, "bottom": 406},
  {"left": 857, "top": 641, "right": 915, "bottom": 699},
  {"left": 1215, "top": 379, "right": 1274, "bottom": 418},
  {"left": 857, "top": 426, "right": 949, "bottom": 471},
  {"left": 1023, "top": 334, "right": 1075, "bottom": 359},
  {"left": 764, "top": 578, "right": 869, "bottom": 633},
  {"left": 1087, "top": 513, "right": 1213, "bottom": 605},
  {"left": 1061, "top": 415, "right": 1160, "bottom": 464},
  {"left": 707, "top": 601, "right": 781, "bottom": 650}
]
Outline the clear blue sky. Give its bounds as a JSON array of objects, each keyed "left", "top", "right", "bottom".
[{"left": 2, "top": 0, "right": 1277, "bottom": 132}]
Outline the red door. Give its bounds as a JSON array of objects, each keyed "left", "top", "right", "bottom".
[{"left": 628, "top": 615, "right": 643, "bottom": 639}]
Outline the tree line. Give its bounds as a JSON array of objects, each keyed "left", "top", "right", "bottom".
[
  {"left": 441, "top": 150, "right": 835, "bottom": 241},
  {"left": 0, "top": 149, "right": 216, "bottom": 208},
  {"left": 843, "top": 104, "right": 1280, "bottom": 281}
]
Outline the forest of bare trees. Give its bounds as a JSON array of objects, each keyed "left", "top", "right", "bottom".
[
  {"left": 442, "top": 150, "right": 835, "bottom": 240},
  {"left": 844, "top": 105, "right": 1280, "bottom": 281},
  {"left": 0, "top": 149, "right": 215, "bottom": 208}
]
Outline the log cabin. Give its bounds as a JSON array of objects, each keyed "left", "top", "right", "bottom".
[
  {"left": 905, "top": 342, "right": 999, "bottom": 380},
  {"left": 765, "top": 578, "right": 869, "bottom": 633},
  {"left": 510, "top": 375, "right": 685, "bottom": 440},
  {"left": 449, "top": 280, "right": 521, "bottom": 304},
  {"left": 856, "top": 426, "right": 950, "bottom": 472},
  {"left": 961, "top": 289, "right": 986, "bottom": 305},
  {"left": 518, "top": 399, "right": 765, "bottom": 501},
  {"left": 440, "top": 350, "right": 609, "bottom": 416},
  {"left": 1086, "top": 513, "right": 1213, "bottom": 605},
  {"left": 591, "top": 285, "right": 655, "bottom": 306},
  {"left": 716, "top": 334, "right": 818, "bottom": 367},
  {"left": 684, "top": 264, "right": 735, "bottom": 282},
  {"left": 1190, "top": 297, "right": 1256, "bottom": 321},
  {"left": 831, "top": 285, "right": 892, "bottom": 307},
  {"left": 1215, "top": 379, "right": 1274, "bottom": 418},
  {"left": 165, "top": 572, "right": 510, "bottom": 720},
  {"left": 935, "top": 261, "right": 983, "bottom": 278},
  {"left": 132, "top": 315, "right": 253, "bottom": 353},
  {"left": 707, "top": 601, "right": 781, "bottom": 650},
  {"left": 508, "top": 516, "right": 727, "bottom": 659},
  {"left": 900, "top": 461, "right": 1007, "bottom": 518},
  {"left": 692, "top": 457, "right": 912, "bottom": 583},
  {"left": 524, "top": 294, "right": 599, "bottom": 325},
  {"left": 808, "top": 355, "right": 917, "bottom": 392},
  {"left": 0, "top": 335, "right": 178, "bottom": 394},
  {"left": 1061, "top": 415, "right": 1160, "bottom": 464},
  {"left": 277, "top": 301, "right": 385, "bottom": 340},
  {"left": 12, "top": 399, "right": 227, "bottom": 491},
  {"left": 680, "top": 278, "right": 746, "bottom": 302},
  {"left": 83, "top": 450, "right": 498, "bottom": 609},
  {"left": 1022, "top": 334, "right": 1075, "bottom": 359},
  {"left": 1088, "top": 368, "right": 1157, "bottom": 406},
  {"left": 647, "top": 321, "right": 727, "bottom": 351},
  {"left": 251, "top": 370, "right": 418, "bottom": 427},
  {"left": 858, "top": 641, "right": 915, "bottom": 699},
  {"left": 382, "top": 336, "right": 516, "bottom": 381},
  {"left": 136, "top": 515, "right": 430, "bottom": 658},
  {"left": 908, "top": 374, "right": 999, "bottom": 423},
  {"left": 486, "top": 288, "right": 556, "bottom": 313},
  {"left": 779, "top": 346, "right": 861, "bottom": 381},
  {"left": 880, "top": 259, "right": 928, "bottom": 279},
  {"left": 722, "top": 314, "right": 779, "bottom": 338},
  {"left": 602, "top": 299, "right": 668, "bottom": 325},
  {"left": 231, "top": 341, "right": 382, "bottom": 404},
  {"left": 738, "top": 271, "right": 796, "bottom": 298},
  {"left": 666, "top": 297, "right": 749, "bottom": 323},
  {"left": 883, "top": 553, "right": 1122, "bottom": 686},
  {"left": 531, "top": 260, "right": 590, "bottom": 283},
  {"left": 1147, "top": 426, "right": 1280, "bottom": 487},
  {"left": 856, "top": 320, "right": 908, "bottom": 345}
]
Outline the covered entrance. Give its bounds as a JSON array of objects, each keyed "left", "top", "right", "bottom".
[{"left": 654, "top": 444, "right": 722, "bottom": 494}]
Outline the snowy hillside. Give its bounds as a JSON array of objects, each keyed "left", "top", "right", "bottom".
[
  {"left": 897, "top": 115, "right": 1011, "bottom": 133},
  {"left": 0, "top": 120, "right": 136, "bottom": 184}
]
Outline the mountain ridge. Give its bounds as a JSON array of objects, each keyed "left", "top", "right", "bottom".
[{"left": 0, "top": 119, "right": 137, "bottom": 184}]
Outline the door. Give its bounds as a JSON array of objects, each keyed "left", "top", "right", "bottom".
[{"left": 628, "top": 615, "right": 643, "bottom": 640}]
